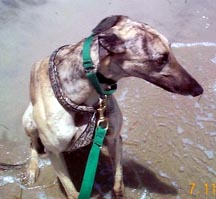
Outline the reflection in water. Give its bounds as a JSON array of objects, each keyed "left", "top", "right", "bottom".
[
  {"left": 0, "top": 158, "right": 51, "bottom": 187},
  {"left": 61, "top": 147, "right": 178, "bottom": 198},
  {"left": 0, "top": 148, "right": 178, "bottom": 198}
]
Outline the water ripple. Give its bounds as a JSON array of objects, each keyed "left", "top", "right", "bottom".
[{"left": 172, "top": 42, "right": 216, "bottom": 48}]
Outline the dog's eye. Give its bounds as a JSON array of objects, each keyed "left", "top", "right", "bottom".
[{"left": 156, "top": 53, "right": 169, "bottom": 65}]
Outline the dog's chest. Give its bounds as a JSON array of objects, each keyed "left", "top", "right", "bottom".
[{"left": 65, "top": 111, "right": 97, "bottom": 151}]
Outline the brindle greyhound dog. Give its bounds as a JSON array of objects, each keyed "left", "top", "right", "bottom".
[{"left": 22, "top": 15, "right": 203, "bottom": 199}]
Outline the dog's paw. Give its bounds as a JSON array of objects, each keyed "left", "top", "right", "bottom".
[
  {"left": 113, "top": 184, "right": 126, "bottom": 199},
  {"left": 26, "top": 167, "right": 40, "bottom": 185},
  {"left": 112, "top": 190, "right": 126, "bottom": 199},
  {"left": 112, "top": 189, "right": 127, "bottom": 199},
  {"left": 66, "top": 192, "right": 79, "bottom": 199},
  {"left": 22, "top": 159, "right": 40, "bottom": 185}
]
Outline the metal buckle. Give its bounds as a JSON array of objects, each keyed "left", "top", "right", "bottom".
[
  {"left": 97, "top": 96, "right": 109, "bottom": 130},
  {"left": 84, "top": 66, "right": 97, "bottom": 74}
]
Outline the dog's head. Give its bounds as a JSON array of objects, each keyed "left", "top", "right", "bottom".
[{"left": 93, "top": 15, "right": 203, "bottom": 97}]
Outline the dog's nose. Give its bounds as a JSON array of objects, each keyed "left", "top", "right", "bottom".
[{"left": 192, "top": 84, "right": 204, "bottom": 97}]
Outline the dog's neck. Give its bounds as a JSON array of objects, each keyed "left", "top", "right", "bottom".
[{"left": 55, "top": 40, "right": 110, "bottom": 107}]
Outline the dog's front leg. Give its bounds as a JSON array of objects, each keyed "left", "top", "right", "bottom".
[
  {"left": 48, "top": 152, "right": 79, "bottom": 199},
  {"left": 23, "top": 103, "right": 40, "bottom": 185},
  {"left": 26, "top": 139, "right": 40, "bottom": 185},
  {"left": 106, "top": 96, "right": 126, "bottom": 199},
  {"left": 106, "top": 135, "right": 125, "bottom": 199}
]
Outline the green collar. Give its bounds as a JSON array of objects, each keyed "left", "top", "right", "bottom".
[{"left": 82, "top": 35, "right": 117, "bottom": 96}]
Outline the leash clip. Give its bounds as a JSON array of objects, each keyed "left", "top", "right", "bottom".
[{"left": 97, "top": 96, "right": 109, "bottom": 130}]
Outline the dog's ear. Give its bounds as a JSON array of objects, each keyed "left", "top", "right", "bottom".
[
  {"left": 98, "top": 34, "right": 126, "bottom": 55},
  {"left": 92, "top": 15, "right": 122, "bottom": 34}
]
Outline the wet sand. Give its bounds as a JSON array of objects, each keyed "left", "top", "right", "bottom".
[{"left": 0, "top": 0, "right": 216, "bottom": 199}]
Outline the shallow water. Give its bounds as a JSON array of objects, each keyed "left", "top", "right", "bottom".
[{"left": 0, "top": 0, "right": 216, "bottom": 199}]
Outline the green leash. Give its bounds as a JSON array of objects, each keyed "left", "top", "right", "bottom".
[
  {"left": 78, "top": 125, "right": 107, "bottom": 199},
  {"left": 78, "top": 35, "right": 115, "bottom": 199}
]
